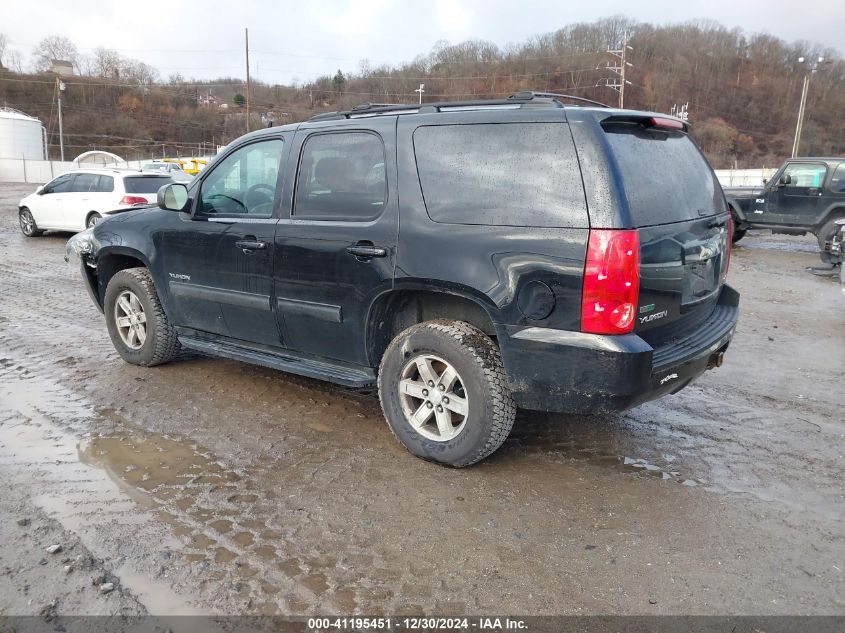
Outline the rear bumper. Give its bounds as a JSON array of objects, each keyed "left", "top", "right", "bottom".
[{"left": 498, "top": 285, "right": 739, "bottom": 413}]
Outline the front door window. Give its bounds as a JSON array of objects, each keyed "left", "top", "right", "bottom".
[
  {"left": 782, "top": 163, "right": 826, "bottom": 190},
  {"left": 198, "top": 140, "right": 284, "bottom": 217}
]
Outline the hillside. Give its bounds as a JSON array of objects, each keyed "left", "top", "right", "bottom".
[{"left": 1, "top": 16, "right": 843, "bottom": 167}]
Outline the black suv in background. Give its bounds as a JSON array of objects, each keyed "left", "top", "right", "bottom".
[
  {"left": 724, "top": 157, "right": 845, "bottom": 259},
  {"left": 67, "top": 92, "right": 739, "bottom": 467}
]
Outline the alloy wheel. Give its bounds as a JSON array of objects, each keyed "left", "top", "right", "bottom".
[
  {"left": 114, "top": 290, "right": 147, "bottom": 350},
  {"left": 398, "top": 354, "right": 469, "bottom": 442},
  {"left": 19, "top": 210, "right": 35, "bottom": 235}
]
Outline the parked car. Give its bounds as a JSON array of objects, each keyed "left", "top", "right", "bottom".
[
  {"left": 724, "top": 157, "right": 845, "bottom": 260},
  {"left": 66, "top": 92, "right": 739, "bottom": 467},
  {"left": 140, "top": 162, "right": 193, "bottom": 182},
  {"left": 18, "top": 170, "right": 172, "bottom": 236}
]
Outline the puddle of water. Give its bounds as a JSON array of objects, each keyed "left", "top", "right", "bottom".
[
  {"left": 0, "top": 364, "right": 336, "bottom": 614},
  {"left": 0, "top": 379, "right": 207, "bottom": 616},
  {"left": 116, "top": 563, "right": 210, "bottom": 616},
  {"left": 509, "top": 414, "right": 691, "bottom": 484}
]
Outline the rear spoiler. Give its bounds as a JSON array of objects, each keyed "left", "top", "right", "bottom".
[{"left": 600, "top": 114, "right": 689, "bottom": 133}]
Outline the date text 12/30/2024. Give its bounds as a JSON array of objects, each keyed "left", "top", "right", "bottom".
[{"left": 308, "top": 617, "right": 529, "bottom": 630}]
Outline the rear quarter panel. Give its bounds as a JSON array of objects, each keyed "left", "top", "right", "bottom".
[{"left": 395, "top": 111, "right": 588, "bottom": 332}]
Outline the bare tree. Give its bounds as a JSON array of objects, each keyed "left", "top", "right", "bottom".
[
  {"left": 32, "top": 35, "right": 78, "bottom": 72},
  {"left": 92, "top": 47, "right": 122, "bottom": 78}
]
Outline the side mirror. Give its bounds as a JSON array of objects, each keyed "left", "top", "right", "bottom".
[
  {"left": 157, "top": 183, "right": 189, "bottom": 211},
  {"left": 36, "top": 185, "right": 45, "bottom": 195},
  {"left": 762, "top": 178, "right": 768, "bottom": 186},
  {"left": 778, "top": 174, "right": 792, "bottom": 186}
]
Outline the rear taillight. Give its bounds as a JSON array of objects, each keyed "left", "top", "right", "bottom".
[
  {"left": 120, "top": 195, "right": 148, "bottom": 205},
  {"left": 581, "top": 229, "right": 641, "bottom": 335}
]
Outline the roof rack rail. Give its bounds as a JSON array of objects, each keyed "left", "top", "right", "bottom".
[
  {"left": 508, "top": 91, "right": 611, "bottom": 108},
  {"left": 306, "top": 91, "right": 609, "bottom": 121},
  {"left": 350, "top": 102, "right": 404, "bottom": 111}
]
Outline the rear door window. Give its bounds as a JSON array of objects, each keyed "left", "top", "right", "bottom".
[
  {"left": 604, "top": 122, "right": 722, "bottom": 225},
  {"left": 294, "top": 132, "right": 386, "bottom": 221},
  {"left": 71, "top": 173, "right": 100, "bottom": 192},
  {"left": 124, "top": 176, "right": 173, "bottom": 194},
  {"left": 412, "top": 123, "right": 587, "bottom": 227},
  {"left": 96, "top": 175, "right": 115, "bottom": 192}
]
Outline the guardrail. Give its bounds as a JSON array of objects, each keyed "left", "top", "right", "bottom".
[{"left": 714, "top": 168, "right": 777, "bottom": 187}]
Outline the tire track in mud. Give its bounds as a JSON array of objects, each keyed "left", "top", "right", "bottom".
[
  {"left": 0, "top": 242, "right": 453, "bottom": 614},
  {"left": 0, "top": 345, "right": 467, "bottom": 615},
  {"left": 0, "top": 355, "right": 377, "bottom": 614}
]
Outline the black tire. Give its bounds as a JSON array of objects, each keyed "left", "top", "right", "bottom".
[
  {"left": 86, "top": 212, "right": 102, "bottom": 228},
  {"left": 18, "top": 208, "right": 43, "bottom": 237},
  {"left": 729, "top": 213, "right": 746, "bottom": 243},
  {"left": 378, "top": 320, "right": 516, "bottom": 467},
  {"left": 816, "top": 217, "right": 843, "bottom": 264},
  {"left": 104, "top": 267, "right": 180, "bottom": 367}
]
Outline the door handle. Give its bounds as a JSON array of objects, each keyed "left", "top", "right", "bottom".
[
  {"left": 235, "top": 239, "right": 267, "bottom": 253},
  {"left": 346, "top": 244, "right": 387, "bottom": 259}
]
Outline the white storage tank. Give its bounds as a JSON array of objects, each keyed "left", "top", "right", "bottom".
[{"left": 0, "top": 107, "right": 46, "bottom": 160}]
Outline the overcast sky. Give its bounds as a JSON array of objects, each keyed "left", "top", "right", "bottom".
[{"left": 3, "top": 0, "right": 843, "bottom": 85}]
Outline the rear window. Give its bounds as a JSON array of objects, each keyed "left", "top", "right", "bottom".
[
  {"left": 603, "top": 122, "right": 722, "bottom": 226},
  {"left": 413, "top": 123, "right": 587, "bottom": 227},
  {"left": 123, "top": 176, "right": 172, "bottom": 193}
]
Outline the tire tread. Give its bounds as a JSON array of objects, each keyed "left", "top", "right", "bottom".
[
  {"left": 378, "top": 319, "right": 516, "bottom": 467},
  {"left": 110, "top": 267, "right": 180, "bottom": 366}
]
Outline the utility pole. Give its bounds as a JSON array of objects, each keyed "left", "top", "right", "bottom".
[
  {"left": 792, "top": 56, "right": 827, "bottom": 157},
  {"left": 245, "top": 28, "right": 251, "bottom": 134},
  {"left": 602, "top": 35, "right": 633, "bottom": 108},
  {"left": 415, "top": 83, "right": 425, "bottom": 104},
  {"left": 670, "top": 102, "right": 690, "bottom": 122},
  {"left": 55, "top": 77, "right": 65, "bottom": 162}
]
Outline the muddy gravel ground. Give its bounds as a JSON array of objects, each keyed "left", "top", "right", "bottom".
[{"left": 0, "top": 182, "right": 842, "bottom": 619}]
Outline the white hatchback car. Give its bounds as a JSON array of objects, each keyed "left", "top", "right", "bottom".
[{"left": 18, "top": 169, "right": 173, "bottom": 236}]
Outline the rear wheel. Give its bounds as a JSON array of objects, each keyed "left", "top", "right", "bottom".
[
  {"left": 817, "top": 217, "right": 844, "bottom": 263},
  {"left": 104, "top": 268, "right": 180, "bottom": 366},
  {"left": 378, "top": 320, "right": 516, "bottom": 467},
  {"left": 86, "top": 212, "right": 102, "bottom": 228},
  {"left": 18, "top": 208, "right": 43, "bottom": 237}
]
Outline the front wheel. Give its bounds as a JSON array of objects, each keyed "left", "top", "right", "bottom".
[
  {"left": 104, "top": 268, "right": 180, "bottom": 366},
  {"left": 378, "top": 320, "right": 516, "bottom": 467},
  {"left": 19, "top": 208, "right": 43, "bottom": 237}
]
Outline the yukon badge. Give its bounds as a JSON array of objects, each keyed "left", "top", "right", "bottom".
[
  {"left": 639, "top": 310, "right": 668, "bottom": 324},
  {"left": 169, "top": 273, "right": 191, "bottom": 281}
]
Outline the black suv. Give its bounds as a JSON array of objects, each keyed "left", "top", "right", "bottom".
[
  {"left": 724, "top": 157, "right": 845, "bottom": 259},
  {"left": 67, "top": 92, "right": 739, "bottom": 467}
]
